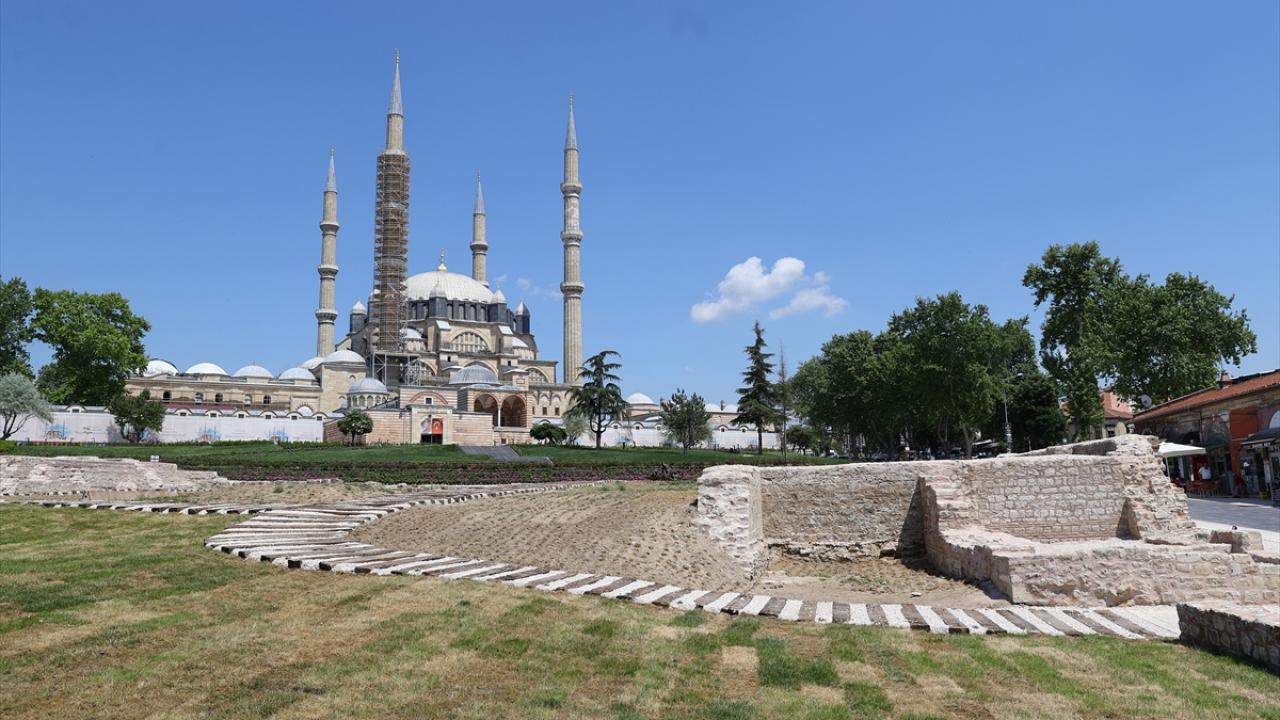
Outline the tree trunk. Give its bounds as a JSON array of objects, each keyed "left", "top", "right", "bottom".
[{"left": 757, "top": 426, "right": 763, "bottom": 455}]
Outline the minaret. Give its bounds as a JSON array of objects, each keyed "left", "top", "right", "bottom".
[
  {"left": 371, "top": 51, "right": 411, "bottom": 355},
  {"left": 315, "top": 146, "right": 340, "bottom": 356},
  {"left": 471, "top": 173, "right": 488, "bottom": 286},
  {"left": 560, "top": 96, "right": 584, "bottom": 384}
]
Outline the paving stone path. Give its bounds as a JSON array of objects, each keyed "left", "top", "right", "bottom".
[{"left": 4, "top": 485, "right": 1182, "bottom": 640}]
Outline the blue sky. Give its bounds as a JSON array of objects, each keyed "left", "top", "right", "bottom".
[{"left": 2, "top": 1, "right": 1277, "bottom": 403}]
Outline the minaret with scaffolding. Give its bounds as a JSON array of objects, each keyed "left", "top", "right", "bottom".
[{"left": 371, "top": 52, "right": 411, "bottom": 362}]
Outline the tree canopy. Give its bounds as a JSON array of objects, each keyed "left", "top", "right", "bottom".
[
  {"left": 106, "top": 390, "right": 166, "bottom": 443},
  {"left": 530, "top": 423, "right": 569, "bottom": 445},
  {"left": 0, "top": 277, "right": 35, "bottom": 377},
  {"left": 32, "top": 289, "right": 150, "bottom": 405},
  {"left": 0, "top": 373, "right": 53, "bottom": 440},
  {"left": 733, "top": 322, "right": 778, "bottom": 455},
  {"left": 337, "top": 410, "right": 373, "bottom": 445},
  {"left": 566, "top": 350, "right": 627, "bottom": 449},
  {"left": 659, "top": 388, "right": 712, "bottom": 451},
  {"left": 1024, "top": 241, "right": 1256, "bottom": 435}
]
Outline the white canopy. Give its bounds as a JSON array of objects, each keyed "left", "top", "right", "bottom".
[{"left": 1157, "top": 441, "right": 1206, "bottom": 458}]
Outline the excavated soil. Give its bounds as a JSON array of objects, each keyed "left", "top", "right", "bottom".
[{"left": 354, "top": 481, "right": 1006, "bottom": 606}]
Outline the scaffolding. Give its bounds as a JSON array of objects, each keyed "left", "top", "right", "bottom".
[{"left": 372, "top": 152, "right": 410, "bottom": 355}]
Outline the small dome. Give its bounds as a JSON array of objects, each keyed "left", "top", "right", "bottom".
[
  {"left": 232, "top": 364, "right": 273, "bottom": 379},
  {"left": 401, "top": 327, "right": 423, "bottom": 340},
  {"left": 278, "top": 367, "right": 316, "bottom": 381},
  {"left": 323, "top": 349, "right": 365, "bottom": 365},
  {"left": 348, "top": 377, "right": 389, "bottom": 394},
  {"left": 515, "top": 301, "right": 529, "bottom": 315},
  {"left": 143, "top": 359, "right": 178, "bottom": 377},
  {"left": 300, "top": 356, "right": 325, "bottom": 370},
  {"left": 626, "top": 392, "right": 656, "bottom": 406},
  {"left": 351, "top": 300, "right": 367, "bottom": 314},
  {"left": 494, "top": 288, "right": 507, "bottom": 303},
  {"left": 449, "top": 365, "right": 500, "bottom": 386},
  {"left": 185, "top": 362, "right": 227, "bottom": 376}
]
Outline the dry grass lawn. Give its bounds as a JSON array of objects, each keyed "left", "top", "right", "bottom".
[{"left": 1, "top": 505, "right": 1278, "bottom": 720}]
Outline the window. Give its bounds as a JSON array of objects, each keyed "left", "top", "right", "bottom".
[
  {"left": 450, "top": 332, "right": 488, "bottom": 353},
  {"left": 214, "top": 393, "right": 223, "bottom": 403},
  {"left": 244, "top": 394, "right": 252, "bottom": 404},
  {"left": 162, "top": 391, "right": 171, "bottom": 401},
  {"left": 263, "top": 395, "right": 271, "bottom": 405},
  {"left": 554, "top": 407, "right": 560, "bottom": 415},
  {"left": 194, "top": 392, "right": 204, "bottom": 402},
  {"left": 542, "top": 407, "right": 548, "bottom": 415}
]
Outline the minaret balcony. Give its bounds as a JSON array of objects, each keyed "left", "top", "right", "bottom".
[{"left": 560, "top": 181, "right": 583, "bottom": 194}]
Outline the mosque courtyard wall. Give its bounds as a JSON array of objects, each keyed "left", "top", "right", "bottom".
[{"left": 9, "top": 408, "right": 325, "bottom": 445}]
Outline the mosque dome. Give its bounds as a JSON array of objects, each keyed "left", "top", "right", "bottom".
[
  {"left": 143, "top": 359, "right": 178, "bottom": 377},
  {"left": 449, "top": 365, "right": 500, "bottom": 386},
  {"left": 626, "top": 392, "right": 656, "bottom": 406},
  {"left": 348, "top": 377, "right": 389, "bottom": 394},
  {"left": 300, "top": 356, "right": 325, "bottom": 370},
  {"left": 232, "top": 364, "right": 273, "bottom": 379},
  {"left": 322, "top": 349, "right": 365, "bottom": 365},
  {"left": 404, "top": 270, "right": 496, "bottom": 304},
  {"left": 185, "top": 362, "right": 227, "bottom": 376},
  {"left": 278, "top": 367, "right": 316, "bottom": 381}
]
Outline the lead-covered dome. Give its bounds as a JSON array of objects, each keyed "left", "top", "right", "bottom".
[
  {"left": 449, "top": 365, "right": 500, "bottom": 386},
  {"left": 300, "top": 356, "right": 325, "bottom": 370},
  {"left": 143, "top": 359, "right": 179, "bottom": 377},
  {"left": 185, "top": 362, "right": 227, "bottom": 376},
  {"left": 348, "top": 377, "right": 389, "bottom": 394},
  {"left": 404, "top": 270, "right": 496, "bottom": 304},
  {"left": 322, "top": 349, "right": 365, "bottom": 365},
  {"left": 626, "top": 392, "right": 656, "bottom": 406},
  {"left": 232, "top": 364, "right": 273, "bottom": 379},
  {"left": 278, "top": 367, "right": 316, "bottom": 381}
]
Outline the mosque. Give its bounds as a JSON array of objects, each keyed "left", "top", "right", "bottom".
[{"left": 126, "top": 55, "right": 584, "bottom": 446}]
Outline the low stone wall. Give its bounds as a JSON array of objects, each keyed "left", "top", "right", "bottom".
[
  {"left": 0, "top": 455, "right": 227, "bottom": 495},
  {"left": 1177, "top": 602, "right": 1280, "bottom": 673}
]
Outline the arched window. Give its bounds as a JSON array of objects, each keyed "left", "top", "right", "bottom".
[
  {"left": 527, "top": 367, "right": 550, "bottom": 383},
  {"left": 244, "top": 394, "right": 252, "bottom": 404},
  {"left": 214, "top": 393, "right": 223, "bottom": 403},
  {"left": 194, "top": 392, "right": 204, "bottom": 402},
  {"left": 450, "top": 332, "right": 488, "bottom": 353},
  {"left": 162, "top": 391, "right": 171, "bottom": 401}
]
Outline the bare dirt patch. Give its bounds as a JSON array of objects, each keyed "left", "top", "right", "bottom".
[
  {"left": 355, "top": 482, "right": 751, "bottom": 591},
  {"left": 355, "top": 482, "right": 1007, "bottom": 607}
]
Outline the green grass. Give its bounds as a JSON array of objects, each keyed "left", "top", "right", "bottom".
[{"left": 1, "top": 504, "right": 1277, "bottom": 719}]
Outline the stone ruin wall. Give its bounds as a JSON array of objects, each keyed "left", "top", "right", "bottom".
[
  {"left": 1177, "top": 602, "right": 1280, "bottom": 673},
  {"left": 0, "top": 455, "right": 228, "bottom": 495},
  {"left": 955, "top": 457, "right": 1131, "bottom": 542}
]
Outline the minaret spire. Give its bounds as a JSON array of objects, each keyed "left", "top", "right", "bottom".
[
  {"left": 371, "top": 52, "right": 411, "bottom": 360},
  {"left": 560, "top": 95, "right": 585, "bottom": 384},
  {"left": 471, "top": 173, "right": 489, "bottom": 287},
  {"left": 315, "top": 146, "right": 341, "bottom": 356}
]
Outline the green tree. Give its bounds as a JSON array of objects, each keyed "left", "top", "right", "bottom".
[
  {"left": 337, "top": 409, "right": 374, "bottom": 445},
  {"left": 0, "top": 373, "right": 53, "bottom": 440},
  {"left": 887, "top": 292, "right": 1005, "bottom": 458},
  {"left": 733, "top": 322, "right": 778, "bottom": 455},
  {"left": 106, "top": 390, "right": 166, "bottom": 443},
  {"left": 562, "top": 412, "right": 588, "bottom": 447},
  {"left": 784, "top": 425, "right": 815, "bottom": 454},
  {"left": 1025, "top": 242, "right": 1256, "bottom": 436},
  {"left": 1101, "top": 272, "right": 1256, "bottom": 403},
  {"left": 1023, "top": 242, "right": 1121, "bottom": 438},
  {"left": 530, "top": 423, "right": 568, "bottom": 445},
  {"left": 1007, "top": 371, "right": 1068, "bottom": 450},
  {"left": 31, "top": 289, "right": 150, "bottom": 405},
  {"left": 659, "top": 388, "right": 713, "bottom": 451},
  {"left": 0, "top": 277, "right": 36, "bottom": 377},
  {"left": 566, "top": 350, "right": 627, "bottom": 449}
]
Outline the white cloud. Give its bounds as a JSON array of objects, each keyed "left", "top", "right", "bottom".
[
  {"left": 769, "top": 285, "right": 848, "bottom": 319},
  {"left": 690, "top": 257, "right": 806, "bottom": 323},
  {"left": 515, "top": 277, "right": 559, "bottom": 299}
]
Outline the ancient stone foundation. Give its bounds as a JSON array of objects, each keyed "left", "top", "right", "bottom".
[
  {"left": 695, "top": 436, "right": 1280, "bottom": 607},
  {"left": 1177, "top": 602, "right": 1280, "bottom": 673},
  {"left": 0, "top": 455, "right": 228, "bottom": 495}
]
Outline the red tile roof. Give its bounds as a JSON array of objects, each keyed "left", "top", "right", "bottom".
[{"left": 1133, "top": 370, "right": 1280, "bottom": 423}]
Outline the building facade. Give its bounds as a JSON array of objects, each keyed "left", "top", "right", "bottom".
[
  {"left": 124, "top": 56, "right": 587, "bottom": 446},
  {"left": 1132, "top": 370, "right": 1280, "bottom": 496}
]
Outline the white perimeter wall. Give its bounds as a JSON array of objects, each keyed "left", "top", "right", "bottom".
[
  {"left": 12, "top": 410, "right": 325, "bottom": 444},
  {"left": 583, "top": 427, "right": 780, "bottom": 450}
]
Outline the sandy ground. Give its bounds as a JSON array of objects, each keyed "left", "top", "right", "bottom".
[
  {"left": 9, "top": 481, "right": 420, "bottom": 506},
  {"left": 355, "top": 482, "right": 752, "bottom": 592},
  {"left": 356, "top": 481, "right": 1006, "bottom": 606}
]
